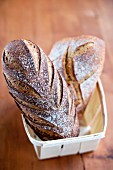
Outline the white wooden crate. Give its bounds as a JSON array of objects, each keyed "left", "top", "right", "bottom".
[{"left": 22, "top": 79, "right": 107, "bottom": 159}]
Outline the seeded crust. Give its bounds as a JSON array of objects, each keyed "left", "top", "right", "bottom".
[
  {"left": 49, "top": 35, "right": 105, "bottom": 116},
  {"left": 2, "top": 39, "right": 79, "bottom": 140}
]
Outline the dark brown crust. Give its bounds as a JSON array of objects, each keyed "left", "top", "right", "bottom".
[
  {"left": 56, "top": 71, "right": 63, "bottom": 107},
  {"left": 2, "top": 39, "right": 79, "bottom": 140},
  {"left": 46, "top": 57, "right": 54, "bottom": 90},
  {"left": 24, "top": 116, "right": 63, "bottom": 140},
  {"left": 49, "top": 35, "right": 105, "bottom": 117}
]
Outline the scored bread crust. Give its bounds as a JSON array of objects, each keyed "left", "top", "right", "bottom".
[
  {"left": 2, "top": 39, "right": 79, "bottom": 140},
  {"left": 49, "top": 35, "right": 105, "bottom": 116}
]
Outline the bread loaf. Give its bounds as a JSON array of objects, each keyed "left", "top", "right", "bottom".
[
  {"left": 49, "top": 35, "right": 105, "bottom": 120},
  {"left": 2, "top": 40, "right": 79, "bottom": 140}
]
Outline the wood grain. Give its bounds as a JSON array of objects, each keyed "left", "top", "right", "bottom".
[{"left": 0, "top": 0, "right": 113, "bottom": 169}]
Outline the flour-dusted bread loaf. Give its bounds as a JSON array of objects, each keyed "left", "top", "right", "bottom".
[
  {"left": 49, "top": 35, "right": 105, "bottom": 118},
  {"left": 2, "top": 40, "right": 79, "bottom": 140}
]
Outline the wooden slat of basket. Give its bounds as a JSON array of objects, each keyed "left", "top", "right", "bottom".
[{"left": 83, "top": 83, "right": 103, "bottom": 134}]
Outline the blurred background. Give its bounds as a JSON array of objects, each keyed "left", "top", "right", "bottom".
[{"left": 0, "top": 0, "right": 113, "bottom": 169}]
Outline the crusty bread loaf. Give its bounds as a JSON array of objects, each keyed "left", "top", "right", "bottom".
[
  {"left": 2, "top": 39, "right": 79, "bottom": 140},
  {"left": 49, "top": 35, "right": 105, "bottom": 121}
]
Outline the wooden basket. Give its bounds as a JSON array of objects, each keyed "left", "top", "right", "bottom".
[{"left": 22, "top": 79, "right": 107, "bottom": 160}]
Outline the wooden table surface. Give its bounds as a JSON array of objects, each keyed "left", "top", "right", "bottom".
[{"left": 0, "top": 0, "right": 113, "bottom": 169}]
